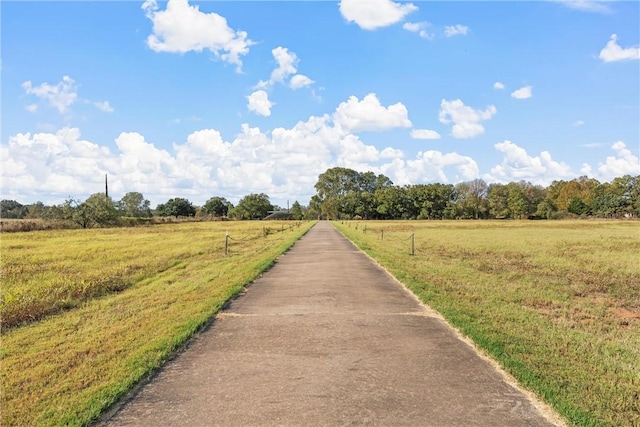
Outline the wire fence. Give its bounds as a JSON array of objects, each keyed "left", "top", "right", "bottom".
[
  {"left": 224, "top": 222, "right": 305, "bottom": 256},
  {"left": 340, "top": 221, "right": 415, "bottom": 256}
]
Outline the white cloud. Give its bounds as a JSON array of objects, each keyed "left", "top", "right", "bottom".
[
  {"left": 553, "top": 0, "right": 612, "bottom": 14},
  {"left": 596, "top": 141, "right": 640, "bottom": 179},
  {"left": 410, "top": 129, "right": 441, "bottom": 140},
  {"left": 382, "top": 151, "right": 479, "bottom": 185},
  {"left": 444, "top": 24, "right": 469, "bottom": 37},
  {"left": 402, "top": 22, "right": 433, "bottom": 39},
  {"left": 511, "top": 85, "right": 532, "bottom": 99},
  {"left": 257, "top": 46, "right": 314, "bottom": 92},
  {"left": 142, "top": 0, "right": 253, "bottom": 72},
  {"left": 246, "top": 90, "right": 273, "bottom": 117},
  {"left": 486, "top": 140, "right": 573, "bottom": 184},
  {"left": 94, "top": 101, "right": 114, "bottom": 113},
  {"left": 22, "top": 75, "right": 78, "bottom": 114},
  {"left": 270, "top": 46, "right": 298, "bottom": 84},
  {"left": 493, "top": 82, "right": 505, "bottom": 90},
  {"left": 599, "top": 34, "right": 640, "bottom": 63},
  {"left": 339, "top": 0, "right": 417, "bottom": 30},
  {"left": 573, "top": 120, "right": 585, "bottom": 127},
  {"left": 438, "top": 99, "right": 496, "bottom": 139},
  {"left": 334, "top": 93, "right": 412, "bottom": 132},
  {"left": 289, "top": 74, "right": 315, "bottom": 90},
  {"left": 25, "top": 104, "right": 38, "bottom": 113}
]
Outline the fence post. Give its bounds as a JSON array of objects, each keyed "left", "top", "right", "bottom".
[
  {"left": 364, "top": 224, "right": 367, "bottom": 233},
  {"left": 381, "top": 229, "right": 384, "bottom": 240},
  {"left": 410, "top": 233, "right": 415, "bottom": 256},
  {"left": 225, "top": 231, "right": 229, "bottom": 256}
]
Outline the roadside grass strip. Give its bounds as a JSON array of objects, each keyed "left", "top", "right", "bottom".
[
  {"left": 333, "top": 220, "right": 639, "bottom": 427},
  {"left": 1, "top": 221, "right": 315, "bottom": 426}
]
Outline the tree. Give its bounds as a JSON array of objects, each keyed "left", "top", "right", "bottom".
[
  {"left": 313, "top": 167, "right": 393, "bottom": 219},
  {"left": 1, "top": 200, "right": 28, "bottom": 219},
  {"left": 290, "top": 201, "right": 304, "bottom": 220},
  {"left": 84, "top": 193, "right": 120, "bottom": 226},
  {"left": 156, "top": 198, "right": 196, "bottom": 218},
  {"left": 118, "top": 192, "right": 151, "bottom": 217},
  {"left": 488, "top": 184, "right": 510, "bottom": 218},
  {"left": 202, "top": 196, "right": 233, "bottom": 217},
  {"left": 230, "top": 193, "right": 273, "bottom": 220}
]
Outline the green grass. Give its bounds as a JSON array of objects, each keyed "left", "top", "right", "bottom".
[
  {"left": 1, "top": 221, "right": 315, "bottom": 426},
  {"left": 333, "top": 220, "right": 640, "bottom": 427}
]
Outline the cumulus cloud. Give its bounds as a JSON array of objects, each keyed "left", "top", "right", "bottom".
[
  {"left": 339, "top": 0, "right": 417, "bottom": 30},
  {"left": 444, "top": 24, "right": 469, "bottom": 37},
  {"left": 410, "top": 129, "right": 441, "bottom": 140},
  {"left": 246, "top": 90, "right": 273, "bottom": 117},
  {"left": 599, "top": 34, "right": 640, "bottom": 63},
  {"left": 333, "top": 93, "right": 412, "bottom": 132},
  {"left": 142, "top": 0, "right": 253, "bottom": 72},
  {"left": 382, "top": 151, "right": 479, "bottom": 185},
  {"left": 595, "top": 141, "right": 640, "bottom": 179},
  {"left": 22, "top": 76, "right": 78, "bottom": 114},
  {"left": 438, "top": 99, "right": 496, "bottom": 139},
  {"left": 3, "top": 93, "right": 487, "bottom": 207},
  {"left": 256, "top": 46, "right": 314, "bottom": 93},
  {"left": 493, "top": 82, "right": 505, "bottom": 90},
  {"left": 289, "top": 74, "right": 315, "bottom": 90},
  {"left": 486, "top": 140, "right": 573, "bottom": 184},
  {"left": 511, "top": 85, "right": 532, "bottom": 99},
  {"left": 402, "top": 22, "right": 433, "bottom": 39},
  {"left": 270, "top": 46, "right": 298, "bottom": 84}
]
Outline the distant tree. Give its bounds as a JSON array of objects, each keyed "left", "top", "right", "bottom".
[
  {"left": 26, "top": 202, "right": 48, "bottom": 219},
  {"left": 202, "top": 196, "right": 233, "bottom": 217},
  {"left": 84, "top": 193, "right": 120, "bottom": 226},
  {"left": 156, "top": 198, "right": 196, "bottom": 218},
  {"left": 1, "top": 200, "right": 28, "bottom": 219},
  {"left": 313, "top": 167, "right": 393, "bottom": 219},
  {"left": 118, "top": 192, "right": 151, "bottom": 217},
  {"left": 231, "top": 193, "right": 273, "bottom": 220},
  {"left": 290, "top": 201, "right": 304, "bottom": 220},
  {"left": 375, "top": 186, "right": 408, "bottom": 219},
  {"left": 488, "top": 184, "right": 510, "bottom": 218}
]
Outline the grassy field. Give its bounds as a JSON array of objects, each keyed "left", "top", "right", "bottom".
[
  {"left": 1, "top": 220, "right": 315, "bottom": 426},
  {"left": 333, "top": 220, "right": 639, "bottom": 427}
]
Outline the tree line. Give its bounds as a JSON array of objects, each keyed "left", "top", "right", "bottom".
[
  {"left": 2, "top": 167, "right": 638, "bottom": 229},
  {"left": 309, "top": 167, "right": 639, "bottom": 220},
  {"left": 1, "top": 192, "right": 309, "bottom": 229}
]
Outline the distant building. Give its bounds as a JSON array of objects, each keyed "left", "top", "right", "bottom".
[{"left": 263, "top": 210, "right": 293, "bottom": 220}]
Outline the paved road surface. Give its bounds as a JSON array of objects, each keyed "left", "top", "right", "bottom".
[{"left": 101, "top": 221, "right": 562, "bottom": 426}]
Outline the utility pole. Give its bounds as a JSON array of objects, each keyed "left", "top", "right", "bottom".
[{"left": 105, "top": 174, "right": 109, "bottom": 201}]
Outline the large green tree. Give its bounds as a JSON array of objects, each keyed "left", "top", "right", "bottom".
[
  {"left": 230, "top": 193, "right": 273, "bottom": 220},
  {"left": 313, "top": 167, "right": 393, "bottom": 219},
  {"left": 202, "top": 196, "right": 233, "bottom": 217},
  {"left": 156, "top": 198, "right": 196, "bottom": 218},
  {"left": 118, "top": 192, "right": 151, "bottom": 217}
]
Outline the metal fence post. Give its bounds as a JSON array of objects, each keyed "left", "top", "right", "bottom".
[{"left": 225, "top": 231, "right": 229, "bottom": 256}]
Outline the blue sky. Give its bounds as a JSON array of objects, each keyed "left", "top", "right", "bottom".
[{"left": 2, "top": 0, "right": 639, "bottom": 208}]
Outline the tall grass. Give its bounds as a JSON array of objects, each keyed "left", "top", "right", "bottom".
[
  {"left": 334, "top": 220, "right": 639, "bottom": 427},
  {"left": 1, "top": 221, "right": 314, "bottom": 426}
]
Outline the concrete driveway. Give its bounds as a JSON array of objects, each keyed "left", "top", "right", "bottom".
[{"left": 101, "top": 221, "right": 563, "bottom": 426}]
